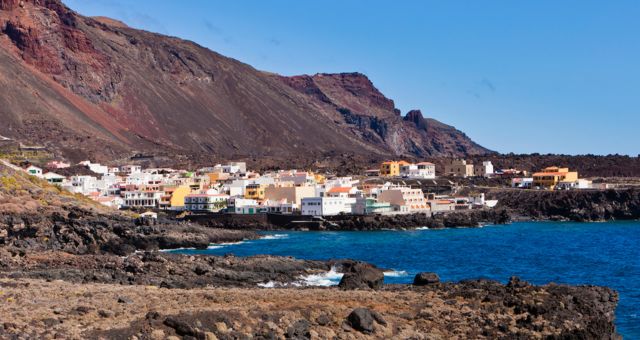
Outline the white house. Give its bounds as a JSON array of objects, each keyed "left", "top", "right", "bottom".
[
  {"left": 184, "top": 192, "right": 229, "bottom": 212},
  {"left": 262, "top": 199, "right": 297, "bottom": 214},
  {"left": 400, "top": 162, "right": 436, "bottom": 179},
  {"left": 68, "top": 176, "right": 98, "bottom": 195},
  {"left": 25, "top": 165, "right": 43, "bottom": 178},
  {"left": 301, "top": 197, "right": 354, "bottom": 216},
  {"left": 228, "top": 198, "right": 260, "bottom": 214},
  {"left": 474, "top": 161, "right": 494, "bottom": 177},
  {"left": 123, "top": 189, "right": 163, "bottom": 208},
  {"left": 325, "top": 186, "right": 358, "bottom": 199},
  {"left": 120, "top": 165, "right": 142, "bottom": 175},
  {"left": 43, "top": 172, "right": 66, "bottom": 185},
  {"left": 512, "top": 177, "right": 533, "bottom": 189}
]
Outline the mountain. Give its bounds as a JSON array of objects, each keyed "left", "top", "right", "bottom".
[{"left": 0, "top": 0, "right": 490, "bottom": 163}]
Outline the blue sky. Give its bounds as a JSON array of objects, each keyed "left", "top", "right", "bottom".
[{"left": 63, "top": 0, "right": 640, "bottom": 155}]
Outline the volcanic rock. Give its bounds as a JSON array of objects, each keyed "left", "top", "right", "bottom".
[
  {"left": 337, "top": 261, "right": 384, "bottom": 290},
  {"left": 413, "top": 272, "right": 440, "bottom": 286}
]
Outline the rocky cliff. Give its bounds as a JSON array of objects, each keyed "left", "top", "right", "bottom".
[
  {"left": 490, "top": 188, "right": 640, "bottom": 221},
  {"left": 0, "top": 0, "right": 490, "bottom": 162}
]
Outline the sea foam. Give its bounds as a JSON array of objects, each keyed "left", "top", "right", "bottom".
[
  {"left": 261, "top": 234, "right": 289, "bottom": 240},
  {"left": 384, "top": 270, "right": 409, "bottom": 277}
]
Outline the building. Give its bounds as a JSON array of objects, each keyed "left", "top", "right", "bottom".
[
  {"left": 378, "top": 186, "right": 430, "bottom": 212},
  {"left": 43, "top": 172, "right": 65, "bottom": 185},
  {"left": 511, "top": 177, "right": 533, "bottom": 189},
  {"left": 262, "top": 199, "right": 297, "bottom": 214},
  {"left": 68, "top": 176, "right": 98, "bottom": 195},
  {"left": 428, "top": 199, "right": 456, "bottom": 212},
  {"left": 400, "top": 162, "right": 436, "bottom": 179},
  {"left": 228, "top": 198, "right": 260, "bottom": 214},
  {"left": 278, "top": 171, "right": 316, "bottom": 186},
  {"left": 245, "top": 183, "right": 266, "bottom": 200},
  {"left": 120, "top": 165, "right": 142, "bottom": 175},
  {"left": 325, "top": 186, "right": 358, "bottom": 199},
  {"left": 78, "top": 161, "right": 109, "bottom": 175},
  {"left": 353, "top": 198, "right": 394, "bottom": 215},
  {"left": 25, "top": 165, "right": 43, "bottom": 178},
  {"left": 443, "top": 159, "right": 474, "bottom": 178},
  {"left": 93, "top": 196, "right": 124, "bottom": 209},
  {"left": 473, "top": 161, "right": 494, "bottom": 177},
  {"left": 46, "top": 161, "right": 70, "bottom": 169},
  {"left": 557, "top": 179, "right": 592, "bottom": 190},
  {"left": 532, "top": 167, "right": 579, "bottom": 190},
  {"left": 264, "top": 184, "right": 316, "bottom": 206},
  {"left": 301, "top": 197, "right": 354, "bottom": 216},
  {"left": 184, "top": 192, "right": 229, "bottom": 212},
  {"left": 123, "top": 188, "right": 163, "bottom": 208},
  {"left": 380, "top": 161, "right": 410, "bottom": 177},
  {"left": 159, "top": 185, "right": 191, "bottom": 210},
  {"left": 364, "top": 169, "right": 380, "bottom": 177}
]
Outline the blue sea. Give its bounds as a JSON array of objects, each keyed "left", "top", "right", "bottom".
[{"left": 172, "top": 221, "right": 640, "bottom": 338}]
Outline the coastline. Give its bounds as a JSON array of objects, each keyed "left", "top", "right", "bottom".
[{"left": 0, "top": 167, "right": 632, "bottom": 338}]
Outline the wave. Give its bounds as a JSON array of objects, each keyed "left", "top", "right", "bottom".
[
  {"left": 159, "top": 247, "right": 195, "bottom": 252},
  {"left": 207, "top": 240, "right": 248, "bottom": 249},
  {"left": 384, "top": 270, "right": 409, "bottom": 277},
  {"left": 298, "top": 266, "right": 344, "bottom": 286},
  {"left": 258, "top": 268, "right": 409, "bottom": 288},
  {"left": 258, "top": 281, "right": 277, "bottom": 288},
  {"left": 415, "top": 226, "right": 430, "bottom": 230},
  {"left": 261, "top": 234, "right": 289, "bottom": 240}
]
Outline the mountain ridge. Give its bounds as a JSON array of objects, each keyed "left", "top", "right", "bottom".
[{"left": 0, "top": 0, "right": 491, "bottom": 162}]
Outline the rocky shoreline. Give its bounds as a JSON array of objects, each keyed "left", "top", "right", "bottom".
[
  {"left": 0, "top": 168, "right": 625, "bottom": 338},
  {"left": 0, "top": 275, "right": 620, "bottom": 339},
  {"left": 490, "top": 188, "right": 640, "bottom": 222}
]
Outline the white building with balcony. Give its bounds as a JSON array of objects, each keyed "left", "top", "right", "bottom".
[{"left": 185, "top": 192, "right": 229, "bottom": 212}]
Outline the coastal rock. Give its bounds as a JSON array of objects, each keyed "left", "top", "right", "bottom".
[
  {"left": 413, "top": 272, "right": 440, "bottom": 286},
  {"left": 337, "top": 261, "right": 384, "bottom": 290},
  {"left": 491, "top": 188, "right": 640, "bottom": 222},
  {"left": 346, "top": 308, "right": 385, "bottom": 333}
]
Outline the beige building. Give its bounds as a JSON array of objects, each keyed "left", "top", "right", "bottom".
[
  {"left": 444, "top": 159, "right": 474, "bottom": 178},
  {"left": 378, "top": 186, "right": 430, "bottom": 212},
  {"left": 264, "top": 185, "right": 316, "bottom": 206}
]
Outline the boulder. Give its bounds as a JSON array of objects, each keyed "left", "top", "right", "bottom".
[
  {"left": 338, "top": 262, "right": 384, "bottom": 290},
  {"left": 346, "top": 308, "right": 385, "bottom": 333},
  {"left": 286, "top": 319, "right": 310, "bottom": 339},
  {"left": 413, "top": 272, "right": 440, "bottom": 286}
]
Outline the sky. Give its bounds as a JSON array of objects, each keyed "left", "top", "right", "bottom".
[{"left": 63, "top": 0, "right": 640, "bottom": 156}]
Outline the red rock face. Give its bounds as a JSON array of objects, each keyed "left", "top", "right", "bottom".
[
  {"left": 0, "top": 0, "right": 490, "bottom": 162},
  {"left": 0, "top": 0, "right": 20, "bottom": 11}
]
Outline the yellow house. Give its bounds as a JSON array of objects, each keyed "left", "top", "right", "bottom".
[
  {"left": 245, "top": 183, "right": 266, "bottom": 200},
  {"left": 314, "top": 173, "right": 326, "bottom": 184},
  {"left": 380, "top": 161, "right": 409, "bottom": 177},
  {"left": 160, "top": 185, "right": 191, "bottom": 210},
  {"left": 532, "top": 167, "right": 579, "bottom": 189}
]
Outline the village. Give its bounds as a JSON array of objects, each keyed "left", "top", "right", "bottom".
[{"left": 13, "top": 157, "right": 592, "bottom": 217}]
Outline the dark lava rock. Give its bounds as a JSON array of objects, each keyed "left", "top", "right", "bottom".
[
  {"left": 346, "top": 308, "right": 385, "bottom": 333},
  {"left": 98, "top": 310, "right": 114, "bottom": 318},
  {"left": 338, "top": 262, "right": 384, "bottom": 290},
  {"left": 286, "top": 319, "right": 311, "bottom": 339},
  {"left": 507, "top": 276, "right": 530, "bottom": 289},
  {"left": 413, "top": 272, "right": 440, "bottom": 286},
  {"left": 164, "top": 317, "right": 196, "bottom": 337},
  {"left": 117, "top": 296, "right": 133, "bottom": 304},
  {"left": 316, "top": 314, "right": 331, "bottom": 326}
]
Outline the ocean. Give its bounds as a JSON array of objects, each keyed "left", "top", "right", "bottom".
[{"left": 171, "top": 221, "right": 640, "bottom": 338}]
